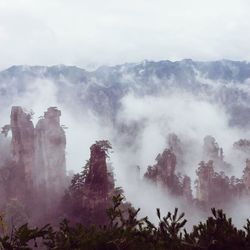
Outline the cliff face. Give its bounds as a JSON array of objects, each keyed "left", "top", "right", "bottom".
[
  {"left": 203, "top": 136, "right": 222, "bottom": 162},
  {"left": 0, "top": 132, "right": 11, "bottom": 168},
  {"left": 147, "top": 149, "right": 177, "bottom": 190},
  {"left": 144, "top": 148, "right": 176, "bottom": 188},
  {"left": 85, "top": 143, "right": 109, "bottom": 197},
  {"left": 82, "top": 141, "right": 114, "bottom": 211},
  {"left": 5, "top": 105, "right": 250, "bottom": 222},
  {"left": 64, "top": 141, "right": 114, "bottom": 225},
  {"left": 182, "top": 175, "right": 193, "bottom": 202},
  {"left": 9, "top": 106, "right": 66, "bottom": 194},
  {"left": 202, "top": 135, "right": 231, "bottom": 172},
  {"left": 10, "top": 106, "right": 35, "bottom": 187},
  {"left": 243, "top": 159, "right": 250, "bottom": 192},
  {"left": 0, "top": 106, "right": 67, "bottom": 224},
  {"left": 144, "top": 148, "right": 190, "bottom": 197},
  {"left": 196, "top": 161, "right": 214, "bottom": 203},
  {"left": 34, "top": 107, "right": 66, "bottom": 195},
  {"left": 167, "top": 133, "right": 185, "bottom": 169},
  {"left": 195, "top": 160, "right": 245, "bottom": 208},
  {"left": 143, "top": 134, "right": 250, "bottom": 208}
]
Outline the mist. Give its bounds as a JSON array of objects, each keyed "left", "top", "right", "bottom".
[{"left": 1, "top": 70, "right": 249, "bottom": 227}]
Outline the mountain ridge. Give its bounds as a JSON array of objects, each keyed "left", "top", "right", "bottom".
[{"left": 1, "top": 59, "right": 250, "bottom": 127}]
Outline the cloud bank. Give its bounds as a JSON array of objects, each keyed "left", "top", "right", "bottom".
[{"left": 0, "top": 0, "right": 250, "bottom": 69}]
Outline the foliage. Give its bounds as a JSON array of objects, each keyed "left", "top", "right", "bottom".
[
  {"left": 1, "top": 195, "right": 250, "bottom": 249},
  {"left": 94, "top": 140, "right": 112, "bottom": 158},
  {"left": 0, "top": 222, "right": 50, "bottom": 250},
  {"left": 1, "top": 125, "right": 10, "bottom": 137},
  {"left": 69, "top": 161, "right": 90, "bottom": 194},
  {"left": 184, "top": 208, "right": 250, "bottom": 249},
  {"left": 62, "top": 161, "right": 91, "bottom": 223}
]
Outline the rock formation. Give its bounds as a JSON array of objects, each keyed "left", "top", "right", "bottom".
[
  {"left": 202, "top": 135, "right": 231, "bottom": 171},
  {"left": 4, "top": 105, "right": 250, "bottom": 225},
  {"left": 195, "top": 160, "right": 240, "bottom": 208},
  {"left": 83, "top": 141, "right": 113, "bottom": 210},
  {"left": 0, "top": 106, "right": 68, "bottom": 224},
  {"left": 10, "top": 106, "right": 35, "bottom": 187},
  {"left": 182, "top": 175, "right": 193, "bottom": 202},
  {"left": 202, "top": 136, "right": 223, "bottom": 162},
  {"left": 8, "top": 106, "right": 67, "bottom": 196},
  {"left": 243, "top": 159, "right": 250, "bottom": 192},
  {"left": 156, "top": 149, "right": 176, "bottom": 180},
  {"left": 144, "top": 149, "right": 176, "bottom": 184},
  {"left": 64, "top": 140, "right": 115, "bottom": 225},
  {"left": 0, "top": 132, "right": 11, "bottom": 168},
  {"left": 84, "top": 141, "right": 110, "bottom": 196},
  {"left": 145, "top": 148, "right": 184, "bottom": 196},
  {"left": 196, "top": 160, "right": 214, "bottom": 203},
  {"left": 143, "top": 134, "right": 249, "bottom": 208},
  {"left": 167, "top": 133, "right": 185, "bottom": 169},
  {"left": 34, "top": 107, "right": 66, "bottom": 196}
]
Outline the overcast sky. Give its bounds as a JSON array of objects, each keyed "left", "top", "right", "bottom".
[{"left": 0, "top": 0, "right": 250, "bottom": 69}]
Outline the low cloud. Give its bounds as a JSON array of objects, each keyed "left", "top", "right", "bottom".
[{"left": 1, "top": 0, "right": 250, "bottom": 69}]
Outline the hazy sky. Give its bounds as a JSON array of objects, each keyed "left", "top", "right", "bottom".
[{"left": 0, "top": 0, "right": 250, "bottom": 69}]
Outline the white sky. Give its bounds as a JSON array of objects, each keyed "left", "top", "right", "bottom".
[{"left": 0, "top": 0, "right": 250, "bottom": 69}]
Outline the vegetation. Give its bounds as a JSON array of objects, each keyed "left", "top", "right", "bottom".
[{"left": 0, "top": 195, "right": 250, "bottom": 250}]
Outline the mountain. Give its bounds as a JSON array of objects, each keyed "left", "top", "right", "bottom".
[{"left": 1, "top": 59, "right": 250, "bottom": 127}]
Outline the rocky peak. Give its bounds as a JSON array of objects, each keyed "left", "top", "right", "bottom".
[
  {"left": 144, "top": 148, "right": 186, "bottom": 195},
  {"left": 243, "top": 159, "right": 250, "bottom": 190},
  {"left": 10, "top": 106, "right": 34, "bottom": 186},
  {"left": 44, "top": 107, "right": 61, "bottom": 124},
  {"left": 34, "top": 107, "right": 66, "bottom": 195},
  {"left": 195, "top": 160, "right": 238, "bottom": 207},
  {"left": 156, "top": 149, "right": 176, "bottom": 178},
  {"left": 85, "top": 141, "right": 111, "bottom": 197},
  {"left": 168, "top": 133, "right": 182, "bottom": 153},
  {"left": 196, "top": 160, "right": 214, "bottom": 202},
  {"left": 70, "top": 140, "right": 114, "bottom": 225},
  {"left": 182, "top": 175, "right": 193, "bottom": 202},
  {"left": 203, "top": 136, "right": 223, "bottom": 162},
  {"left": 167, "top": 133, "right": 184, "bottom": 169},
  {"left": 202, "top": 135, "right": 232, "bottom": 172}
]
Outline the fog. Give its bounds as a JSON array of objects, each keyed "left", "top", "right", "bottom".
[
  {"left": 1, "top": 0, "right": 250, "bottom": 69},
  {"left": 1, "top": 74, "right": 250, "bottom": 227},
  {"left": 111, "top": 91, "right": 250, "bottom": 226}
]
